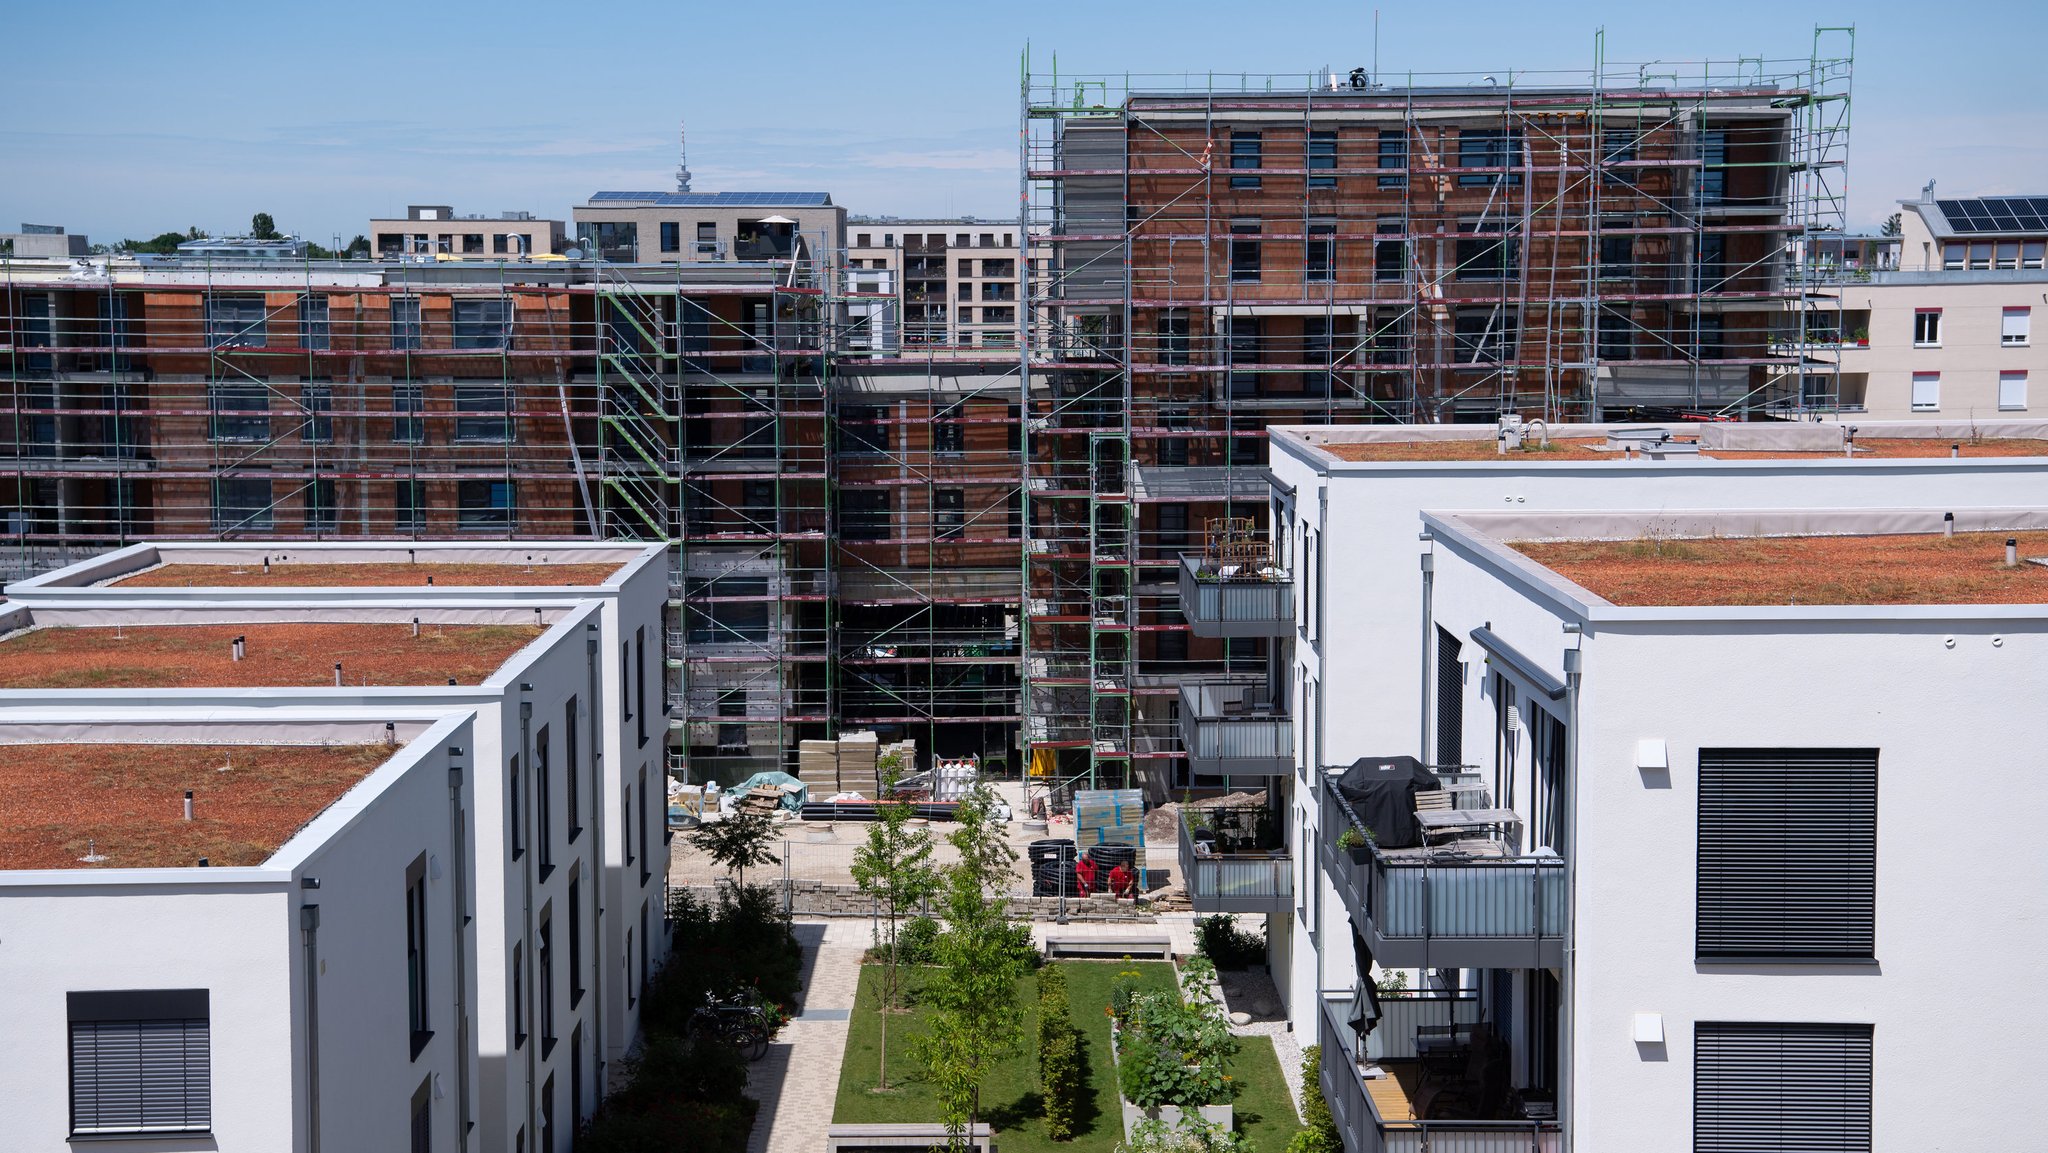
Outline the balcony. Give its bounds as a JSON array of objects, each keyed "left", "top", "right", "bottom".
[
  {"left": 1320, "top": 788, "right": 1564, "bottom": 970},
  {"left": 1178, "top": 805, "right": 1291, "bottom": 914},
  {"left": 1179, "top": 553, "right": 1294, "bottom": 638},
  {"left": 1178, "top": 681, "right": 1292, "bottom": 777},
  {"left": 1319, "top": 993, "right": 1560, "bottom": 1153}
]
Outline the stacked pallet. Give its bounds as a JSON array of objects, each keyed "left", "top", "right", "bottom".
[
  {"left": 797, "top": 740, "right": 843, "bottom": 795},
  {"left": 796, "top": 731, "right": 905, "bottom": 795},
  {"left": 838, "top": 731, "right": 880, "bottom": 795}
]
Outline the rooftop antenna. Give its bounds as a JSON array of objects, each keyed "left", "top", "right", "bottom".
[{"left": 676, "top": 119, "right": 693, "bottom": 194}]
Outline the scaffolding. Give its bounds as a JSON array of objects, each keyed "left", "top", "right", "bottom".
[{"left": 1020, "top": 32, "right": 1853, "bottom": 792}]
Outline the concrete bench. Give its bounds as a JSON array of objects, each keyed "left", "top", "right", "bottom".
[
  {"left": 1043, "top": 934, "right": 1172, "bottom": 960},
  {"left": 826, "top": 1122, "right": 994, "bottom": 1153}
]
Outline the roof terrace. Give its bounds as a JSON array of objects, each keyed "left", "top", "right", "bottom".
[
  {"left": 0, "top": 742, "right": 393, "bottom": 870},
  {"left": 111, "top": 561, "right": 623, "bottom": 589},
  {"left": 0, "top": 622, "right": 543, "bottom": 689},
  {"left": 1321, "top": 437, "right": 2048, "bottom": 463}
]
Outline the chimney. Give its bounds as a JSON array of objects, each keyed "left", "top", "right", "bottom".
[
  {"left": 412, "top": 616, "right": 421, "bottom": 638},
  {"left": 385, "top": 722, "right": 397, "bottom": 746},
  {"left": 334, "top": 662, "right": 344, "bottom": 687},
  {"left": 1953, "top": 443, "right": 1961, "bottom": 458},
  {"left": 183, "top": 790, "right": 194, "bottom": 820},
  {"left": 231, "top": 635, "right": 245, "bottom": 661},
  {"left": 1944, "top": 512, "right": 1955, "bottom": 539},
  {"left": 2008, "top": 538, "right": 2020, "bottom": 567},
  {"left": 262, "top": 555, "right": 271, "bottom": 574}
]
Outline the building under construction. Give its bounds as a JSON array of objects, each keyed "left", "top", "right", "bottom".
[
  {"left": 1, "top": 32, "right": 1854, "bottom": 790},
  {"left": 1017, "top": 32, "right": 1854, "bottom": 788}
]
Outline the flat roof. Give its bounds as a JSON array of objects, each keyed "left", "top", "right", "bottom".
[
  {"left": 0, "top": 622, "right": 543, "bottom": 689},
  {"left": 110, "top": 561, "right": 623, "bottom": 589},
  {"left": 0, "top": 742, "right": 393, "bottom": 870},
  {"left": 1514, "top": 531, "right": 2048, "bottom": 606},
  {"left": 1323, "top": 438, "right": 2048, "bottom": 463}
]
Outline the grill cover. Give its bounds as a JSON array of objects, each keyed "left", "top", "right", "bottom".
[{"left": 1332, "top": 755, "right": 1440, "bottom": 850}]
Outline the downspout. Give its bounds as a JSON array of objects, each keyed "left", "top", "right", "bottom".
[
  {"left": 519, "top": 686, "right": 537, "bottom": 1147},
  {"left": 585, "top": 623, "right": 607, "bottom": 1095},
  {"left": 448, "top": 751, "right": 472, "bottom": 1152},
  {"left": 300, "top": 899, "right": 322, "bottom": 1153},
  {"left": 1418, "top": 534, "right": 1435, "bottom": 762},
  {"left": 1559, "top": 633, "right": 1583, "bottom": 1153}
]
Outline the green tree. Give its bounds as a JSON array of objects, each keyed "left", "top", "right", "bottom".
[
  {"left": 850, "top": 749, "right": 939, "bottom": 1089},
  {"left": 251, "top": 212, "right": 279, "bottom": 240},
  {"left": 688, "top": 808, "right": 781, "bottom": 887},
  {"left": 344, "top": 235, "right": 371, "bottom": 259},
  {"left": 914, "top": 786, "right": 1029, "bottom": 1146},
  {"left": 1882, "top": 212, "right": 1902, "bottom": 237}
]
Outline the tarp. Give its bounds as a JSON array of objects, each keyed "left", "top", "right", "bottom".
[
  {"left": 730, "top": 771, "right": 808, "bottom": 812},
  {"left": 1332, "top": 755, "right": 1439, "bottom": 850}
]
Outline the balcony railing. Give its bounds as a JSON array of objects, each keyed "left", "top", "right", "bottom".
[
  {"left": 1179, "top": 681, "right": 1292, "bottom": 777},
  {"left": 1178, "top": 807, "right": 1291, "bottom": 913},
  {"left": 1178, "top": 553, "right": 1294, "bottom": 638},
  {"left": 1319, "top": 995, "right": 1560, "bottom": 1153},
  {"left": 1321, "top": 789, "right": 1564, "bottom": 969}
]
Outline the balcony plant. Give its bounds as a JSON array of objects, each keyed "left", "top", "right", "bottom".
[{"left": 1335, "top": 823, "right": 1375, "bottom": 862}]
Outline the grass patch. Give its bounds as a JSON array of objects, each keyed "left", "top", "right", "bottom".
[{"left": 836, "top": 961, "right": 1299, "bottom": 1152}]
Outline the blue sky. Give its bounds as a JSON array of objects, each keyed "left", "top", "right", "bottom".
[{"left": 3, "top": 0, "right": 2043, "bottom": 242}]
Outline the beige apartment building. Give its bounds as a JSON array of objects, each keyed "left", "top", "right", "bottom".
[
  {"left": 847, "top": 217, "right": 1035, "bottom": 351},
  {"left": 572, "top": 191, "right": 846, "bottom": 268},
  {"left": 369, "top": 205, "right": 565, "bottom": 259},
  {"left": 1834, "top": 193, "right": 2047, "bottom": 418}
]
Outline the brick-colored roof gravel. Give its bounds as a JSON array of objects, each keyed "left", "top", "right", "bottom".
[
  {"left": 114, "top": 562, "right": 623, "bottom": 588},
  {"left": 0, "top": 742, "right": 392, "bottom": 869},
  {"left": 1323, "top": 436, "right": 2048, "bottom": 463},
  {"left": 1515, "top": 531, "right": 2048, "bottom": 606},
  {"left": 0, "top": 622, "right": 544, "bottom": 689}
]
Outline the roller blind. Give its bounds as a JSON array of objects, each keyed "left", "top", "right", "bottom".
[
  {"left": 70, "top": 1017, "right": 211, "bottom": 1134},
  {"left": 1697, "top": 749, "right": 1877, "bottom": 959},
  {"left": 1695, "top": 1022, "right": 1872, "bottom": 1153}
]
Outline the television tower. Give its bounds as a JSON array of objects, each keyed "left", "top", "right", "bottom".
[{"left": 676, "top": 120, "right": 693, "bottom": 194}]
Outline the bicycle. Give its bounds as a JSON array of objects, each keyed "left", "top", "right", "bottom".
[{"left": 688, "top": 991, "right": 771, "bottom": 1062}]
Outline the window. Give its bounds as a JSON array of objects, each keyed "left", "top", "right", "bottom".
[
  {"left": 69, "top": 990, "right": 210, "bottom": 1136},
  {"left": 565, "top": 698, "right": 581, "bottom": 839},
  {"left": 509, "top": 754, "right": 525, "bottom": 860},
  {"left": 1696, "top": 234, "right": 1727, "bottom": 292},
  {"left": 625, "top": 925, "right": 635, "bottom": 1009},
  {"left": 842, "top": 404, "right": 889, "bottom": 453},
  {"left": 638, "top": 769, "right": 652, "bottom": 884},
  {"left": 660, "top": 221, "right": 680, "bottom": 252},
  {"left": 1229, "top": 131, "right": 1262, "bottom": 189},
  {"left": 1597, "top": 307, "right": 1632, "bottom": 361},
  {"left": 209, "top": 382, "right": 269, "bottom": 442},
  {"left": 411, "top": 1077, "right": 432, "bottom": 1153},
  {"left": 839, "top": 489, "right": 892, "bottom": 540},
  {"left": 494, "top": 233, "right": 511, "bottom": 255},
  {"left": 697, "top": 222, "right": 716, "bottom": 243},
  {"left": 392, "top": 296, "right": 422, "bottom": 351},
  {"left": 1306, "top": 221, "right": 1336, "bottom": 283},
  {"left": 541, "top": 1073, "right": 556, "bottom": 1152},
  {"left": 1913, "top": 309, "right": 1941, "bottom": 347},
  {"left": 393, "top": 384, "right": 425, "bottom": 443},
  {"left": 1155, "top": 629, "right": 1187, "bottom": 664},
  {"left": 1157, "top": 503, "right": 1188, "bottom": 548},
  {"left": 457, "top": 479, "right": 515, "bottom": 530},
  {"left": 684, "top": 577, "right": 770, "bottom": 643},
  {"left": 935, "top": 488, "right": 965, "bottom": 539},
  {"left": 623, "top": 786, "right": 635, "bottom": 870},
  {"left": 1598, "top": 233, "right": 1634, "bottom": 280},
  {"left": 452, "top": 299, "right": 509, "bottom": 349},
  {"left": 1377, "top": 130, "right": 1406, "bottom": 189},
  {"left": 569, "top": 875, "right": 585, "bottom": 1006},
  {"left": 406, "top": 854, "right": 432, "bottom": 1058},
  {"left": 1911, "top": 372, "right": 1940, "bottom": 412},
  {"left": 1158, "top": 311, "right": 1190, "bottom": 364},
  {"left": 299, "top": 294, "right": 330, "bottom": 350},
  {"left": 1456, "top": 220, "right": 1516, "bottom": 281},
  {"left": 2001, "top": 370, "right": 2028, "bottom": 411},
  {"left": 1457, "top": 128, "right": 1520, "bottom": 187},
  {"left": 512, "top": 942, "right": 526, "bottom": 1047},
  {"left": 1942, "top": 242, "right": 1965, "bottom": 271},
  {"left": 212, "top": 477, "right": 272, "bottom": 531},
  {"left": 206, "top": 294, "right": 267, "bottom": 348},
  {"left": 304, "top": 477, "right": 337, "bottom": 532},
  {"left": 579, "top": 221, "right": 638, "bottom": 261},
  {"left": 1434, "top": 628, "right": 1463, "bottom": 768},
  {"left": 395, "top": 480, "right": 426, "bottom": 533},
  {"left": 1230, "top": 220, "right": 1261, "bottom": 282},
  {"left": 1227, "top": 316, "right": 1263, "bottom": 398},
  {"left": 1601, "top": 129, "right": 1637, "bottom": 187},
  {"left": 1453, "top": 309, "right": 1512, "bottom": 364},
  {"left": 856, "top": 233, "right": 872, "bottom": 247},
  {"left": 1374, "top": 218, "right": 1405, "bottom": 282},
  {"left": 536, "top": 725, "right": 553, "bottom": 879},
  {"left": 1996, "top": 241, "right": 2020, "bottom": 270},
  {"left": 1694, "top": 1022, "right": 1871, "bottom": 1153},
  {"left": 1697, "top": 748, "right": 1876, "bottom": 960},
  {"left": 1307, "top": 130, "right": 1337, "bottom": 189},
  {"left": 2002, "top": 307, "right": 2031, "bottom": 347},
  {"left": 302, "top": 385, "right": 332, "bottom": 443},
  {"left": 1696, "top": 313, "right": 1725, "bottom": 360},
  {"left": 932, "top": 408, "right": 964, "bottom": 455},
  {"left": 539, "top": 913, "right": 556, "bottom": 1055},
  {"left": 2025, "top": 242, "right": 2046, "bottom": 270},
  {"left": 635, "top": 626, "right": 648, "bottom": 745},
  {"left": 1699, "top": 130, "right": 1727, "bottom": 206},
  {"left": 454, "top": 385, "right": 511, "bottom": 442},
  {"left": 639, "top": 900, "right": 651, "bottom": 996}
]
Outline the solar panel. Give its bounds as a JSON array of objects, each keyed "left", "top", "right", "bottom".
[
  {"left": 584, "top": 191, "right": 833, "bottom": 208},
  {"left": 1935, "top": 196, "right": 2048, "bottom": 234}
]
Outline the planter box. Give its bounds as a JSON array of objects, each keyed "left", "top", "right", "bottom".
[{"left": 1119, "top": 1100, "right": 1234, "bottom": 1139}]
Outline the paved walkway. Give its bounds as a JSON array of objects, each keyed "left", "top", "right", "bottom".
[{"left": 747, "top": 918, "right": 870, "bottom": 1153}]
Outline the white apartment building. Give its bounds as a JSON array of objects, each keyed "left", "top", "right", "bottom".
[
  {"left": 1833, "top": 193, "right": 2048, "bottom": 417},
  {"left": 847, "top": 218, "right": 1031, "bottom": 350},
  {"left": 573, "top": 191, "right": 846, "bottom": 268},
  {"left": 0, "top": 542, "right": 671, "bottom": 1153},
  {"left": 1329, "top": 505, "right": 2048, "bottom": 1152},
  {"left": 1237, "top": 422, "right": 2048, "bottom": 1150},
  {"left": 0, "top": 712, "right": 479, "bottom": 1150},
  {"left": 370, "top": 206, "right": 566, "bottom": 260}
]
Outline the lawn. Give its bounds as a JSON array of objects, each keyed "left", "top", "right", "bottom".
[{"left": 835, "top": 960, "right": 1300, "bottom": 1153}]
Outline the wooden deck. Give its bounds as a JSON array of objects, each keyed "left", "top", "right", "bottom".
[{"left": 1363, "top": 1062, "right": 1424, "bottom": 1121}]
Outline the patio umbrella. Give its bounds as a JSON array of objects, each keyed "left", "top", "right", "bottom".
[{"left": 1348, "top": 930, "right": 1383, "bottom": 1038}]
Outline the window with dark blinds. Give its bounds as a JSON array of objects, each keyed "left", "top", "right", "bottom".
[
  {"left": 1697, "top": 749, "right": 1877, "bottom": 959},
  {"left": 1434, "top": 627, "right": 1463, "bottom": 767},
  {"left": 1695, "top": 1022, "right": 1872, "bottom": 1153},
  {"left": 68, "top": 990, "right": 211, "bottom": 1135}
]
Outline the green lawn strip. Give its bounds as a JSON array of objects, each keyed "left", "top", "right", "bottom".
[
  {"left": 834, "top": 960, "right": 1177, "bottom": 1153},
  {"left": 1224, "top": 1034, "right": 1300, "bottom": 1152}
]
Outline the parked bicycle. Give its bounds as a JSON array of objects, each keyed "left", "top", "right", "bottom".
[{"left": 688, "top": 991, "right": 771, "bottom": 1062}]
